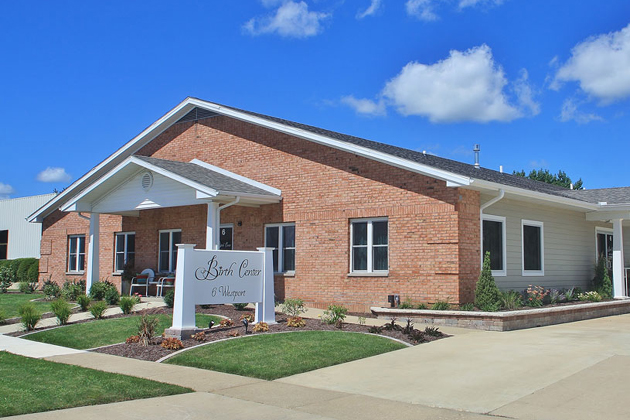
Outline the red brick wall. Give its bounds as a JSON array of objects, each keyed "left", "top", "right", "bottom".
[{"left": 41, "top": 115, "right": 481, "bottom": 311}]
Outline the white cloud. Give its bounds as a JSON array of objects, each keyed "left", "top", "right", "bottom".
[
  {"left": 559, "top": 98, "right": 604, "bottom": 124},
  {"left": 552, "top": 23, "right": 630, "bottom": 105},
  {"left": 529, "top": 159, "right": 549, "bottom": 168},
  {"left": 381, "top": 44, "right": 531, "bottom": 123},
  {"left": 458, "top": 0, "right": 504, "bottom": 10},
  {"left": 406, "top": 0, "right": 439, "bottom": 21},
  {"left": 513, "top": 69, "right": 540, "bottom": 116},
  {"left": 243, "top": 1, "right": 329, "bottom": 38},
  {"left": 0, "top": 182, "right": 14, "bottom": 199},
  {"left": 357, "top": 0, "right": 382, "bottom": 19},
  {"left": 37, "top": 167, "right": 72, "bottom": 183},
  {"left": 340, "top": 95, "right": 386, "bottom": 116}
]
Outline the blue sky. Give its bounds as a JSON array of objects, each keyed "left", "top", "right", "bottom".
[{"left": 1, "top": 0, "right": 630, "bottom": 199}]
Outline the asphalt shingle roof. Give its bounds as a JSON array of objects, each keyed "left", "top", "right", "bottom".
[{"left": 134, "top": 155, "right": 278, "bottom": 197}]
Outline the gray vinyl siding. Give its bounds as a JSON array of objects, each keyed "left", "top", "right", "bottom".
[
  {"left": 0, "top": 194, "right": 56, "bottom": 259},
  {"left": 482, "top": 196, "right": 613, "bottom": 292}
]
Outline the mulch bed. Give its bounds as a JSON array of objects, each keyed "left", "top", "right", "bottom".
[{"left": 92, "top": 305, "right": 448, "bottom": 362}]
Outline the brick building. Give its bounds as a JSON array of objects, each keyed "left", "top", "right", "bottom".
[{"left": 29, "top": 98, "right": 630, "bottom": 311}]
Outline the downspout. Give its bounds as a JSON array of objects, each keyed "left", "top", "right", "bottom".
[
  {"left": 479, "top": 189, "right": 505, "bottom": 259},
  {"left": 214, "top": 197, "right": 240, "bottom": 249}
]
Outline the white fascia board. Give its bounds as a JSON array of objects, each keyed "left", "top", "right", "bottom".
[
  {"left": 186, "top": 99, "right": 471, "bottom": 187},
  {"left": 216, "top": 191, "right": 282, "bottom": 202},
  {"left": 586, "top": 211, "right": 630, "bottom": 222},
  {"left": 469, "top": 179, "right": 599, "bottom": 211},
  {"left": 29, "top": 99, "right": 198, "bottom": 222},
  {"left": 191, "top": 158, "right": 282, "bottom": 196}
]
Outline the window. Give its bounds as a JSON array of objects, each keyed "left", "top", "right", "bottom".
[
  {"left": 68, "top": 235, "right": 86, "bottom": 273},
  {"left": 158, "top": 230, "right": 181, "bottom": 273},
  {"left": 265, "top": 223, "right": 295, "bottom": 273},
  {"left": 219, "top": 224, "right": 233, "bottom": 250},
  {"left": 482, "top": 215, "right": 506, "bottom": 276},
  {"left": 114, "top": 232, "right": 135, "bottom": 272},
  {"left": 350, "top": 218, "right": 388, "bottom": 274},
  {"left": 0, "top": 230, "right": 7, "bottom": 260},
  {"left": 522, "top": 220, "right": 544, "bottom": 276}
]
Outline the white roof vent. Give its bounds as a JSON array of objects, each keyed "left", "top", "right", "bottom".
[{"left": 141, "top": 172, "right": 154, "bottom": 192}]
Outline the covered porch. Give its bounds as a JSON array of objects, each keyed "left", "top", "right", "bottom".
[{"left": 60, "top": 155, "right": 282, "bottom": 292}]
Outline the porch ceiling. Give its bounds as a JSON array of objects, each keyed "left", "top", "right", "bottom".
[{"left": 60, "top": 156, "right": 281, "bottom": 215}]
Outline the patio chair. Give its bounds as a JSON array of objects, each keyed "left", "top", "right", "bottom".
[
  {"left": 130, "top": 269, "right": 155, "bottom": 297},
  {"left": 156, "top": 275, "right": 175, "bottom": 297}
]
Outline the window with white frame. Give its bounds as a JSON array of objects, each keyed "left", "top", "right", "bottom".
[
  {"left": 158, "top": 229, "right": 181, "bottom": 273},
  {"left": 114, "top": 232, "right": 135, "bottom": 272},
  {"left": 482, "top": 215, "right": 506, "bottom": 276},
  {"left": 350, "top": 218, "right": 388, "bottom": 273},
  {"left": 0, "top": 230, "right": 7, "bottom": 260},
  {"left": 67, "top": 235, "right": 86, "bottom": 273},
  {"left": 522, "top": 220, "right": 544, "bottom": 276},
  {"left": 265, "top": 223, "right": 295, "bottom": 273}
]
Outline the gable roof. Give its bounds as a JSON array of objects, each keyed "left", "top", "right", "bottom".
[{"left": 29, "top": 97, "right": 630, "bottom": 221}]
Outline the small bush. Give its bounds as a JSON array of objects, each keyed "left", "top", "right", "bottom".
[
  {"left": 137, "top": 314, "right": 159, "bottom": 346},
  {"left": 119, "top": 296, "right": 136, "bottom": 314},
  {"left": 42, "top": 280, "right": 61, "bottom": 300},
  {"left": 368, "top": 326, "right": 382, "bottom": 334},
  {"left": 548, "top": 289, "right": 562, "bottom": 304},
  {"left": 239, "top": 313, "right": 254, "bottom": 323},
  {"left": 192, "top": 331, "right": 206, "bottom": 342},
  {"left": 599, "top": 270, "right": 613, "bottom": 299},
  {"left": 416, "top": 303, "right": 427, "bottom": 310},
  {"left": 280, "top": 298, "right": 306, "bottom": 317},
  {"left": 358, "top": 316, "right": 366, "bottom": 325},
  {"left": 89, "top": 301, "right": 108, "bottom": 319},
  {"left": 26, "top": 260, "right": 39, "bottom": 283},
  {"left": 525, "top": 285, "right": 548, "bottom": 307},
  {"left": 89, "top": 280, "right": 117, "bottom": 301},
  {"left": 163, "top": 289, "right": 175, "bottom": 308},
  {"left": 475, "top": 252, "right": 502, "bottom": 311},
  {"left": 431, "top": 301, "right": 450, "bottom": 311},
  {"left": 500, "top": 290, "right": 523, "bottom": 310},
  {"left": 104, "top": 287, "right": 120, "bottom": 305},
  {"left": 0, "top": 266, "right": 13, "bottom": 293},
  {"left": 578, "top": 291, "right": 602, "bottom": 302},
  {"left": 459, "top": 303, "right": 475, "bottom": 311},
  {"left": 592, "top": 257, "right": 608, "bottom": 291},
  {"left": 126, "top": 335, "right": 140, "bottom": 344},
  {"left": 564, "top": 287, "right": 577, "bottom": 302},
  {"left": 424, "top": 326, "right": 442, "bottom": 337},
  {"left": 253, "top": 322, "right": 269, "bottom": 332},
  {"left": 228, "top": 330, "right": 240, "bottom": 337},
  {"left": 76, "top": 295, "right": 91, "bottom": 311},
  {"left": 399, "top": 297, "right": 415, "bottom": 309},
  {"left": 50, "top": 298, "right": 72, "bottom": 325},
  {"left": 287, "top": 316, "right": 306, "bottom": 327},
  {"left": 219, "top": 318, "right": 234, "bottom": 327},
  {"left": 19, "top": 281, "right": 36, "bottom": 294},
  {"left": 16, "top": 258, "right": 37, "bottom": 283},
  {"left": 232, "top": 302, "right": 248, "bottom": 310},
  {"left": 161, "top": 337, "right": 184, "bottom": 350},
  {"left": 321, "top": 304, "right": 348, "bottom": 328},
  {"left": 61, "top": 280, "right": 85, "bottom": 301},
  {"left": 18, "top": 302, "right": 41, "bottom": 331}
]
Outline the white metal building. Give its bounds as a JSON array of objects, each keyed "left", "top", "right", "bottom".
[{"left": 0, "top": 193, "right": 56, "bottom": 260}]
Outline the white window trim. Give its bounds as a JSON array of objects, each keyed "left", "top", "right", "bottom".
[
  {"left": 158, "top": 229, "right": 181, "bottom": 273},
  {"left": 482, "top": 214, "right": 507, "bottom": 277},
  {"left": 350, "top": 217, "right": 389, "bottom": 275},
  {"left": 521, "top": 219, "right": 544, "bottom": 277},
  {"left": 219, "top": 224, "right": 234, "bottom": 251},
  {"left": 114, "top": 232, "right": 135, "bottom": 273},
  {"left": 264, "top": 223, "right": 295, "bottom": 274},
  {"left": 67, "top": 234, "right": 86, "bottom": 274}
]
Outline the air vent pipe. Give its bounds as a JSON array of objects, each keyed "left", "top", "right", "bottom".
[{"left": 474, "top": 144, "right": 480, "bottom": 169}]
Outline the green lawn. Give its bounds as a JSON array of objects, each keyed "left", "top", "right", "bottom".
[
  {"left": 0, "top": 293, "right": 52, "bottom": 318},
  {"left": 0, "top": 352, "right": 191, "bottom": 417},
  {"left": 24, "top": 313, "right": 223, "bottom": 349},
  {"left": 166, "top": 331, "right": 407, "bottom": 380}
]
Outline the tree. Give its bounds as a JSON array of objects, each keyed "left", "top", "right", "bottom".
[
  {"left": 475, "top": 252, "right": 502, "bottom": 311},
  {"left": 513, "top": 169, "right": 583, "bottom": 190}
]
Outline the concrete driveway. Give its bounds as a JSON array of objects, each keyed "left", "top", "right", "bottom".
[{"left": 279, "top": 313, "right": 630, "bottom": 419}]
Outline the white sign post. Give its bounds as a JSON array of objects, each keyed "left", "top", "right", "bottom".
[{"left": 165, "top": 245, "right": 276, "bottom": 339}]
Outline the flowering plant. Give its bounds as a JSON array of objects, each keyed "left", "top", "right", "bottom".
[
  {"left": 578, "top": 291, "right": 602, "bottom": 302},
  {"left": 525, "top": 285, "right": 548, "bottom": 307}
]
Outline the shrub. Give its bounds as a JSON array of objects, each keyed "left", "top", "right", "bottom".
[
  {"left": 9, "top": 259, "right": 22, "bottom": 282},
  {"left": 137, "top": 314, "right": 159, "bottom": 346},
  {"left": 161, "top": 337, "right": 183, "bottom": 350},
  {"left": 475, "top": 252, "right": 502, "bottom": 311},
  {"left": 592, "top": 256, "right": 608, "bottom": 291},
  {"left": 431, "top": 301, "right": 450, "bottom": 311},
  {"left": 18, "top": 302, "right": 41, "bottom": 331},
  {"left": 19, "top": 281, "right": 36, "bottom": 294},
  {"left": 0, "top": 266, "right": 13, "bottom": 293},
  {"left": 416, "top": 303, "right": 427, "bottom": 310},
  {"left": 280, "top": 298, "right": 306, "bottom": 317},
  {"left": 26, "top": 260, "right": 39, "bottom": 283},
  {"left": 219, "top": 318, "right": 234, "bottom": 327},
  {"left": 399, "top": 297, "right": 415, "bottom": 309},
  {"left": 599, "top": 270, "right": 613, "bottom": 299},
  {"left": 287, "top": 316, "right": 306, "bottom": 327},
  {"left": 228, "top": 330, "right": 240, "bottom": 337},
  {"left": 358, "top": 316, "right": 366, "bottom": 325},
  {"left": 424, "top": 326, "right": 442, "bottom": 337},
  {"left": 104, "top": 287, "right": 120, "bottom": 305},
  {"left": 368, "top": 326, "right": 382, "bottom": 334},
  {"left": 50, "top": 299, "right": 72, "bottom": 325},
  {"left": 239, "top": 313, "right": 254, "bottom": 323},
  {"left": 500, "top": 290, "right": 523, "bottom": 310},
  {"left": 89, "top": 301, "right": 108, "bottom": 319},
  {"left": 252, "top": 322, "right": 269, "bottom": 332},
  {"left": 565, "top": 287, "right": 577, "bottom": 302},
  {"left": 191, "top": 331, "right": 206, "bottom": 342},
  {"left": 61, "top": 280, "right": 85, "bottom": 301},
  {"left": 89, "top": 280, "right": 116, "bottom": 301},
  {"left": 460, "top": 303, "right": 475, "bottom": 311},
  {"left": 321, "top": 304, "right": 348, "bottom": 328},
  {"left": 42, "top": 280, "right": 61, "bottom": 300},
  {"left": 76, "top": 295, "right": 91, "bottom": 311},
  {"left": 126, "top": 335, "right": 140, "bottom": 344},
  {"left": 578, "top": 291, "right": 602, "bottom": 302},
  {"left": 119, "top": 296, "right": 136, "bottom": 314},
  {"left": 232, "top": 303, "right": 248, "bottom": 310},
  {"left": 16, "top": 258, "right": 37, "bottom": 283},
  {"left": 163, "top": 289, "right": 175, "bottom": 308},
  {"left": 525, "top": 285, "right": 548, "bottom": 307},
  {"left": 132, "top": 293, "right": 142, "bottom": 304}
]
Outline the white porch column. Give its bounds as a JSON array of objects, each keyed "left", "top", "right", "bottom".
[
  {"left": 86, "top": 213, "right": 99, "bottom": 293},
  {"left": 206, "top": 202, "right": 219, "bottom": 250},
  {"left": 612, "top": 218, "right": 625, "bottom": 298}
]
